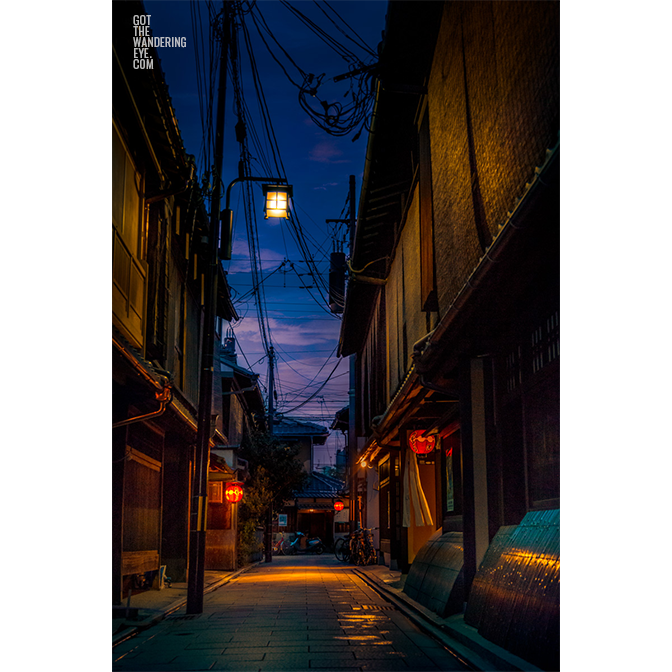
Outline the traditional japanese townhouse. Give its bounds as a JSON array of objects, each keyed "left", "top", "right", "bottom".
[
  {"left": 205, "top": 333, "right": 266, "bottom": 571},
  {"left": 112, "top": 0, "right": 239, "bottom": 603},
  {"left": 338, "top": 2, "right": 559, "bottom": 668},
  {"left": 272, "top": 417, "right": 341, "bottom": 546},
  {"left": 289, "top": 471, "right": 345, "bottom": 550},
  {"left": 273, "top": 417, "right": 330, "bottom": 476}
]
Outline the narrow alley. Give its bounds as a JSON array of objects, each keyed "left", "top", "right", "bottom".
[{"left": 113, "top": 555, "right": 472, "bottom": 672}]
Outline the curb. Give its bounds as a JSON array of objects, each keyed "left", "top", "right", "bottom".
[
  {"left": 353, "top": 568, "right": 543, "bottom": 672},
  {"left": 112, "top": 562, "right": 262, "bottom": 647}
]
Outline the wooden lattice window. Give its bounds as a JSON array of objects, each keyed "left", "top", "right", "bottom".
[
  {"left": 532, "top": 310, "right": 560, "bottom": 374},
  {"left": 208, "top": 481, "right": 223, "bottom": 504}
]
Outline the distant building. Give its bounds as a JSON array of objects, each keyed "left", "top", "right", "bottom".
[
  {"left": 273, "top": 416, "right": 329, "bottom": 474},
  {"left": 205, "top": 335, "right": 266, "bottom": 571},
  {"left": 272, "top": 417, "right": 344, "bottom": 548},
  {"left": 337, "top": 2, "right": 559, "bottom": 669}
]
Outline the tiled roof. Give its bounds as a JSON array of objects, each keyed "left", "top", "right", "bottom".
[
  {"left": 294, "top": 471, "right": 345, "bottom": 498},
  {"left": 112, "top": 325, "right": 172, "bottom": 389},
  {"left": 274, "top": 417, "right": 329, "bottom": 444},
  {"left": 330, "top": 406, "right": 349, "bottom": 432}
]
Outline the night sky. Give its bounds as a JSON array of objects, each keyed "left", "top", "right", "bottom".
[{"left": 142, "top": 0, "right": 389, "bottom": 468}]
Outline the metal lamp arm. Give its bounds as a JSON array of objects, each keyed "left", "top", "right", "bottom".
[{"left": 224, "top": 175, "right": 288, "bottom": 210}]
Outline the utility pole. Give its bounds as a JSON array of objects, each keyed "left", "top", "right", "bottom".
[
  {"left": 327, "top": 177, "right": 358, "bottom": 532},
  {"left": 347, "top": 175, "right": 358, "bottom": 532},
  {"left": 187, "top": 0, "right": 230, "bottom": 615},
  {"left": 265, "top": 345, "right": 276, "bottom": 562},
  {"left": 267, "top": 346, "right": 275, "bottom": 435}
]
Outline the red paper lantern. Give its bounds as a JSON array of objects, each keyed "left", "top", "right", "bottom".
[
  {"left": 408, "top": 430, "right": 436, "bottom": 455},
  {"left": 334, "top": 499, "right": 345, "bottom": 512},
  {"left": 224, "top": 481, "right": 244, "bottom": 503}
]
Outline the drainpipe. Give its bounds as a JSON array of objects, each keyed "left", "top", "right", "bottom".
[
  {"left": 418, "top": 375, "right": 459, "bottom": 398},
  {"left": 112, "top": 387, "right": 173, "bottom": 429}
]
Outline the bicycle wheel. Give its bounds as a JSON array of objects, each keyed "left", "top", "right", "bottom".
[
  {"left": 281, "top": 540, "right": 292, "bottom": 555},
  {"left": 334, "top": 538, "right": 346, "bottom": 561},
  {"left": 341, "top": 539, "right": 352, "bottom": 563}
]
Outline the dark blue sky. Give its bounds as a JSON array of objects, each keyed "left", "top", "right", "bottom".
[{"left": 143, "top": 0, "right": 389, "bottom": 466}]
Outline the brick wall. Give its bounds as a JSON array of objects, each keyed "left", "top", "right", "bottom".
[{"left": 428, "top": 1, "right": 560, "bottom": 312}]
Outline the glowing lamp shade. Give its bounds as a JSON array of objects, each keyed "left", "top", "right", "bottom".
[
  {"left": 262, "top": 184, "right": 293, "bottom": 219},
  {"left": 334, "top": 499, "right": 345, "bottom": 512},
  {"left": 408, "top": 430, "right": 436, "bottom": 455},
  {"left": 224, "top": 481, "right": 244, "bottom": 503}
]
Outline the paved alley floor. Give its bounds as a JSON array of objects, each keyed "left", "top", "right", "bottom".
[{"left": 112, "top": 554, "right": 471, "bottom": 671}]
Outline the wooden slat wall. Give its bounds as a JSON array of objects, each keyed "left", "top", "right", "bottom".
[
  {"left": 122, "top": 452, "right": 161, "bottom": 554},
  {"left": 122, "top": 550, "right": 160, "bottom": 575}
]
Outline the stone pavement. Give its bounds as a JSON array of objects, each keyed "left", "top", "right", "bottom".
[
  {"left": 114, "top": 570, "right": 241, "bottom": 643},
  {"left": 112, "top": 555, "right": 471, "bottom": 671},
  {"left": 353, "top": 568, "right": 542, "bottom": 672}
]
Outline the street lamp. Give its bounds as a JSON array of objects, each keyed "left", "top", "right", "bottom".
[
  {"left": 219, "top": 177, "right": 293, "bottom": 260},
  {"left": 262, "top": 184, "right": 293, "bottom": 219}
]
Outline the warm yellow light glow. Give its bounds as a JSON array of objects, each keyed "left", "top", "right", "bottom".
[
  {"left": 263, "top": 186, "right": 292, "bottom": 219},
  {"left": 237, "top": 570, "right": 340, "bottom": 583},
  {"left": 502, "top": 550, "right": 560, "bottom": 568}
]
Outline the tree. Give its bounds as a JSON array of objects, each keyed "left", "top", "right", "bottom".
[
  {"left": 321, "top": 464, "right": 346, "bottom": 481},
  {"left": 237, "top": 430, "right": 308, "bottom": 565}
]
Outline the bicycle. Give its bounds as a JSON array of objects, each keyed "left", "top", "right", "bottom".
[
  {"left": 360, "top": 527, "right": 378, "bottom": 566},
  {"left": 336, "top": 527, "right": 378, "bottom": 565},
  {"left": 334, "top": 536, "right": 351, "bottom": 562},
  {"left": 351, "top": 527, "right": 378, "bottom": 566},
  {"left": 273, "top": 533, "right": 289, "bottom": 555},
  {"left": 280, "top": 537, "right": 294, "bottom": 555}
]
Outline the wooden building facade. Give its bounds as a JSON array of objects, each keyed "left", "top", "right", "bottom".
[
  {"left": 338, "top": 2, "right": 559, "bottom": 667},
  {"left": 205, "top": 337, "right": 266, "bottom": 570},
  {"left": 112, "top": 0, "right": 239, "bottom": 603}
]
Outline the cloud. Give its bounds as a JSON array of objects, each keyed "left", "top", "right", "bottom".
[
  {"left": 227, "top": 316, "right": 349, "bottom": 425},
  {"left": 309, "top": 140, "right": 350, "bottom": 164},
  {"left": 276, "top": 356, "right": 349, "bottom": 402},
  {"left": 313, "top": 182, "right": 341, "bottom": 191},
  {"left": 232, "top": 316, "right": 341, "bottom": 350}
]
